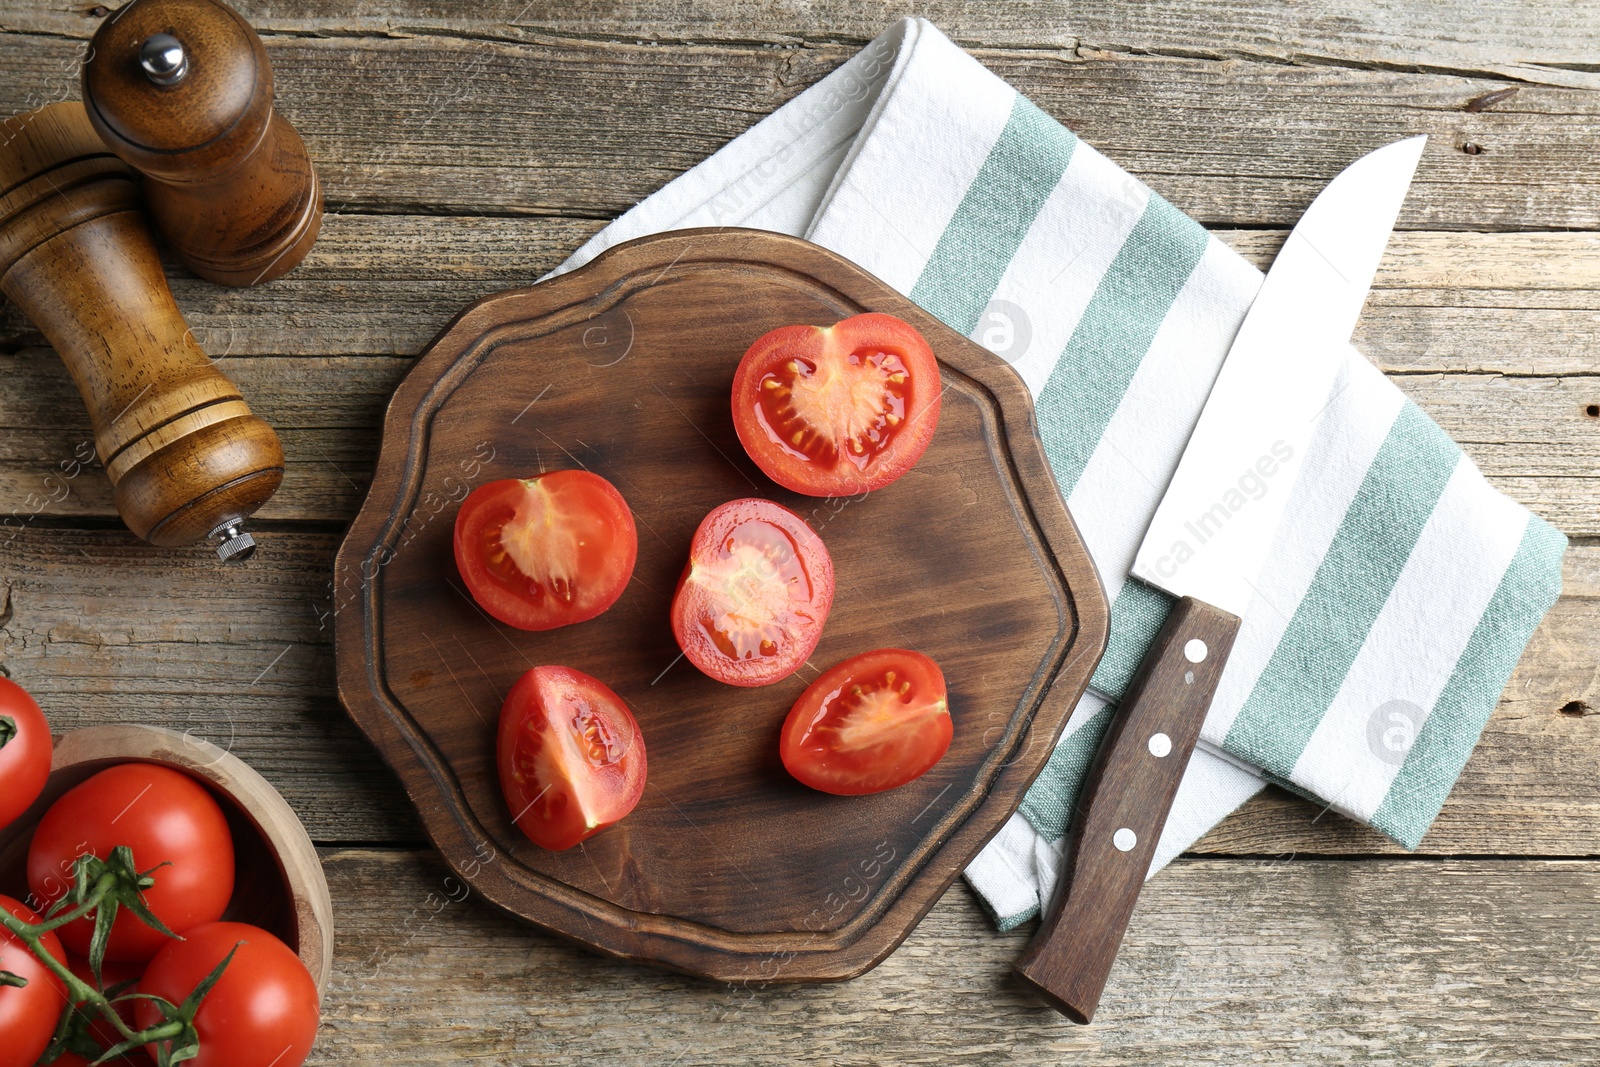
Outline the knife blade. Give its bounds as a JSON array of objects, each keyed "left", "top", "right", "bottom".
[{"left": 1012, "top": 134, "right": 1427, "bottom": 1024}]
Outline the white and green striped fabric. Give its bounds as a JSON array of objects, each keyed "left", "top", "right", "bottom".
[{"left": 552, "top": 18, "right": 1567, "bottom": 930}]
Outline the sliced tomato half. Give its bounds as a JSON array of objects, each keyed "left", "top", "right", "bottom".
[
  {"left": 454, "top": 471, "right": 638, "bottom": 631},
  {"left": 732, "top": 312, "right": 942, "bottom": 496},
  {"left": 497, "top": 665, "right": 647, "bottom": 850},
  {"left": 671, "top": 498, "right": 834, "bottom": 687},
  {"left": 780, "top": 648, "right": 952, "bottom": 795}
]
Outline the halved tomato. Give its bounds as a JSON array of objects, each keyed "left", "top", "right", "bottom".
[
  {"left": 497, "top": 666, "right": 646, "bottom": 850},
  {"left": 454, "top": 471, "right": 637, "bottom": 631},
  {"left": 671, "top": 498, "right": 834, "bottom": 687},
  {"left": 780, "top": 649, "right": 952, "bottom": 795},
  {"left": 731, "top": 312, "right": 941, "bottom": 496}
]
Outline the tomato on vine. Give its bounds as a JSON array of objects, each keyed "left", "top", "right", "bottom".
[
  {"left": 28, "top": 764, "right": 235, "bottom": 963},
  {"left": 0, "top": 894, "right": 67, "bottom": 1067},
  {"left": 134, "top": 922, "right": 318, "bottom": 1067},
  {"left": 0, "top": 677, "right": 51, "bottom": 830}
]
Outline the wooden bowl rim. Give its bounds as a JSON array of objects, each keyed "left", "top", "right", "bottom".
[{"left": 19, "top": 724, "right": 333, "bottom": 995}]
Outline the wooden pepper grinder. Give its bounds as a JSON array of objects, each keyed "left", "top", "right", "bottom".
[
  {"left": 82, "top": 0, "right": 323, "bottom": 287},
  {"left": 0, "top": 103, "right": 283, "bottom": 559}
]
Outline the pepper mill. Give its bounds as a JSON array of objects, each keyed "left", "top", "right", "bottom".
[
  {"left": 0, "top": 103, "right": 283, "bottom": 559},
  {"left": 82, "top": 0, "right": 323, "bottom": 287}
]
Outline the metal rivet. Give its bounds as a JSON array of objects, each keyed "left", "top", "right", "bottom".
[
  {"left": 1183, "top": 638, "right": 1208, "bottom": 663},
  {"left": 1113, "top": 828, "right": 1138, "bottom": 852},
  {"left": 1148, "top": 732, "right": 1172, "bottom": 758}
]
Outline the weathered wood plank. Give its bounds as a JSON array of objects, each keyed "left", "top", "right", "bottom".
[
  {"left": 11, "top": 0, "right": 1600, "bottom": 89},
  {"left": 3, "top": 526, "right": 1596, "bottom": 855},
  {"left": 6, "top": 349, "right": 1592, "bottom": 532},
  {"left": 2, "top": 32, "right": 1596, "bottom": 229},
  {"left": 1219, "top": 230, "right": 1600, "bottom": 378},
  {"left": 6, "top": 218, "right": 1596, "bottom": 377},
  {"left": 0, "top": 214, "right": 603, "bottom": 359},
  {"left": 313, "top": 849, "right": 1600, "bottom": 1064},
  {"left": 0, "top": 526, "right": 419, "bottom": 843}
]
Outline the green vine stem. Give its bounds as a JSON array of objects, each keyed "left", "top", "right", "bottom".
[{"left": 0, "top": 848, "right": 233, "bottom": 1066}]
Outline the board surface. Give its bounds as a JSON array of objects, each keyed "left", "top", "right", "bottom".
[{"left": 332, "top": 227, "right": 1108, "bottom": 980}]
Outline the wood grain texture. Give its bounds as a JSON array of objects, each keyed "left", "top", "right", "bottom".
[
  {"left": 0, "top": 102, "right": 284, "bottom": 546},
  {"left": 82, "top": 0, "right": 324, "bottom": 286},
  {"left": 2, "top": 32, "right": 1598, "bottom": 229},
  {"left": 4, "top": 353, "right": 1598, "bottom": 535},
  {"left": 2, "top": 533, "right": 1596, "bottom": 857},
  {"left": 332, "top": 228, "right": 1109, "bottom": 979},
  {"left": 311, "top": 848, "right": 1600, "bottom": 1066},
  {"left": 11, "top": 0, "right": 1600, "bottom": 88},
  {"left": 0, "top": 0, "right": 1595, "bottom": 1055},
  {"left": 8, "top": 218, "right": 1599, "bottom": 376}
]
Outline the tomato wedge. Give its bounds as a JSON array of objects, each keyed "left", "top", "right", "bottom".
[
  {"left": 671, "top": 498, "right": 834, "bottom": 687},
  {"left": 497, "top": 665, "right": 646, "bottom": 850},
  {"left": 732, "top": 312, "right": 941, "bottom": 496},
  {"left": 780, "top": 649, "right": 952, "bottom": 795},
  {"left": 454, "top": 471, "right": 638, "bottom": 631}
]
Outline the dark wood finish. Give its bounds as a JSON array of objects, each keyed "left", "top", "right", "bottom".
[
  {"left": 0, "top": 725, "right": 333, "bottom": 995},
  {"left": 0, "top": 102, "right": 284, "bottom": 547},
  {"left": 82, "top": 0, "right": 323, "bottom": 287},
  {"left": 332, "top": 227, "right": 1109, "bottom": 981},
  {"left": 1015, "top": 595, "right": 1241, "bottom": 1022}
]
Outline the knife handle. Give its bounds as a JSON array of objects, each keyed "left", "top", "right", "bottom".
[{"left": 1013, "top": 595, "right": 1240, "bottom": 1023}]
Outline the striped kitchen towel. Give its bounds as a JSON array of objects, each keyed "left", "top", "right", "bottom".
[{"left": 551, "top": 18, "right": 1567, "bottom": 930}]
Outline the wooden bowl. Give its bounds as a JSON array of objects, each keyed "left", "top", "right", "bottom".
[{"left": 0, "top": 724, "right": 332, "bottom": 995}]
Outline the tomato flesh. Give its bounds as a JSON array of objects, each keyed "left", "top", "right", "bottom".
[
  {"left": 0, "top": 677, "right": 51, "bottom": 831},
  {"left": 454, "top": 471, "right": 638, "bottom": 631},
  {"left": 498, "top": 666, "right": 647, "bottom": 850},
  {"left": 780, "top": 649, "right": 952, "bottom": 795},
  {"left": 0, "top": 895, "right": 67, "bottom": 1067},
  {"left": 27, "top": 763, "right": 235, "bottom": 963},
  {"left": 671, "top": 498, "right": 834, "bottom": 687},
  {"left": 135, "top": 922, "right": 318, "bottom": 1067},
  {"left": 732, "top": 313, "right": 941, "bottom": 496}
]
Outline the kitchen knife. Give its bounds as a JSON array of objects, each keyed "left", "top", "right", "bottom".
[{"left": 1012, "top": 134, "right": 1428, "bottom": 1023}]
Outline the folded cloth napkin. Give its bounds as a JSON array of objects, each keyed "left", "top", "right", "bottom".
[{"left": 550, "top": 18, "right": 1567, "bottom": 930}]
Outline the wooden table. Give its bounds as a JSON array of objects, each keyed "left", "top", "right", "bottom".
[{"left": 3, "top": 2, "right": 1597, "bottom": 1062}]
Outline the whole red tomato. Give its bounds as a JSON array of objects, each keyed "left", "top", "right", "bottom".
[
  {"left": 133, "top": 922, "right": 318, "bottom": 1067},
  {"left": 0, "top": 676, "right": 51, "bottom": 830},
  {"left": 27, "top": 763, "right": 235, "bottom": 963},
  {"left": 0, "top": 894, "right": 67, "bottom": 1067},
  {"left": 780, "top": 648, "right": 952, "bottom": 794},
  {"left": 498, "top": 665, "right": 646, "bottom": 850},
  {"left": 454, "top": 471, "right": 638, "bottom": 631},
  {"left": 731, "top": 312, "right": 942, "bottom": 496},
  {"left": 670, "top": 498, "right": 834, "bottom": 687}
]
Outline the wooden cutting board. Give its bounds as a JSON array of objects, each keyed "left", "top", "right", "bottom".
[{"left": 333, "top": 228, "right": 1108, "bottom": 982}]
